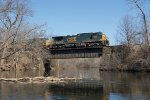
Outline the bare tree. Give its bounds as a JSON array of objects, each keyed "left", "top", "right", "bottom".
[
  {"left": 0, "top": 0, "right": 46, "bottom": 71},
  {"left": 127, "top": 0, "right": 149, "bottom": 46},
  {"left": 0, "top": 0, "right": 32, "bottom": 69},
  {"left": 117, "top": 15, "right": 137, "bottom": 46},
  {"left": 115, "top": 15, "right": 143, "bottom": 70}
]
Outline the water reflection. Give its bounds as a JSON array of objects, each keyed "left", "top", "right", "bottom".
[
  {"left": 100, "top": 72, "right": 150, "bottom": 100},
  {"left": 48, "top": 84, "right": 103, "bottom": 100},
  {"left": 0, "top": 69, "right": 150, "bottom": 100},
  {"left": 0, "top": 82, "right": 104, "bottom": 100}
]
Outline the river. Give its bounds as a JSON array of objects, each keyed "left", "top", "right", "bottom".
[{"left": 0, "top": 68, "right": 150, "bottom": 100}]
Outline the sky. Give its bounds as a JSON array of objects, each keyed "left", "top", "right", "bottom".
[{"left": 30, "top": 0, "right": 132, "bottom": 45}]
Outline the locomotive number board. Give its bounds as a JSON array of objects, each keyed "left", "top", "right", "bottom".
[{"left": 67, "top": 37, "right": 76, "bottom": 42}]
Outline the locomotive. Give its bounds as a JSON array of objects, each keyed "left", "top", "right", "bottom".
[{"left": 45, "top": 32, "right": 109, "bottom": 49}]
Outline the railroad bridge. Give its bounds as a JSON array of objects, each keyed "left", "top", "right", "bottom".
[
  {"left": 46, "top": 46, "right": 112, "bottom": 78},
  {"left": 48, "top": 46, "right": 111, "bottom": 59}
]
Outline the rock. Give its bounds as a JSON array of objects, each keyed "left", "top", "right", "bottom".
[
  {"left": 32, "top": 77, "right": 45, "bottom": 82},
  {"left": 17, "top": 77, "right": 31, "bottom": 82}
]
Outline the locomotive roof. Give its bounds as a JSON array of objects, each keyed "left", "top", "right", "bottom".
[
  {"left": 77, "top": 32, "right": 103, "bottom": 35},
  {"left": 52, "top": 36, "right": 64, "bottom": 39},
  {"left": 52, "top": 32, "right": 103, "bottom": 38}
]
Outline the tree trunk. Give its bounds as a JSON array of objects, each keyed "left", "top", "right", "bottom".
[{"left": 0, "top": 47, "right": 7, "bottom": 68}]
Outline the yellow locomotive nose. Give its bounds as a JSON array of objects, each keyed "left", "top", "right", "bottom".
[
  {"left": 44, "top": 39, "right": 53, "bottom": 49},
  {"left": 102, "top": 34, "right": 107, "bottom": 41}
]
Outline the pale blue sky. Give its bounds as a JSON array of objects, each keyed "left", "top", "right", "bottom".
[{"left": 30, "top": 0, "right": 132, "bottom": 45}]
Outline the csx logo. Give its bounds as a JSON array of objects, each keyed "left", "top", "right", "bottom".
[{"left": 67, "top": 37, "right": 76, "bottom": 42}]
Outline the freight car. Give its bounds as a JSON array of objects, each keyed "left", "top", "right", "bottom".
[{"left": 45, "top": 32, "right": 109, "bottom": 49}]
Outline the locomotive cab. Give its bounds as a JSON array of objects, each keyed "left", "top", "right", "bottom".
[
  {"left": 92, "top": 33, "right": 98, "bottom": 39},
  {"left": 52, "top": 36, "right": 65, "bottom": 48}
]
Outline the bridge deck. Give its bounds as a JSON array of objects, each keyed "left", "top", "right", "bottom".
[{"left": 49, "top": 47, "right": 103, "bottom": 59}]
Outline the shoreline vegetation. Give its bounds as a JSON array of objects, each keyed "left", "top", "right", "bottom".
[
  {"left": 0, "top": 44, "right": 150, "bottom": 73},
  {"left": 98, "top": 45, "right": 150, "bottom": 72},
  {"left": 105, "top": 45, "right": 150, "bottom": 72}
]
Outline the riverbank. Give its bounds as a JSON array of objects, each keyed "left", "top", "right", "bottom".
[
  {"left": 0, "top": 77, "right": 78, "bottom": 83},
  {"left": 0, "top": 76, "right": 103, "bottom": 90}
]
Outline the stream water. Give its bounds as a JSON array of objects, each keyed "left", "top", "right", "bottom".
[{"left": 0, "top": 68, "right": 150, "bottom": 100}]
